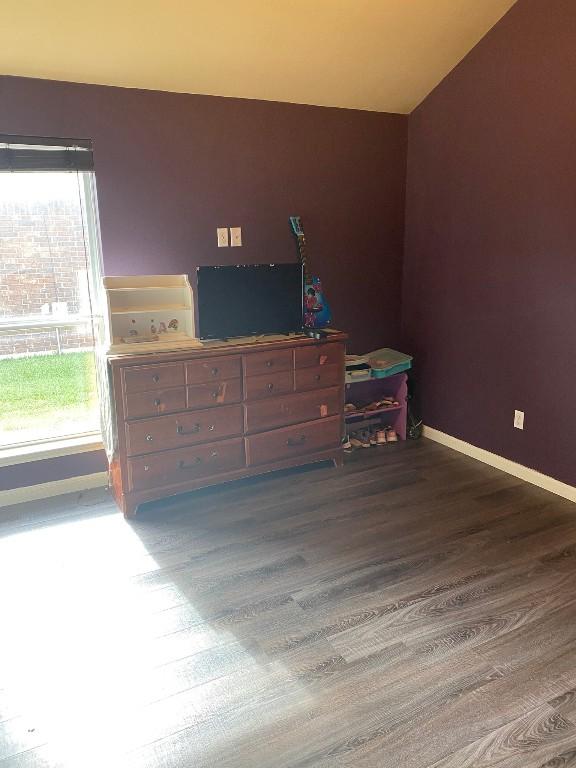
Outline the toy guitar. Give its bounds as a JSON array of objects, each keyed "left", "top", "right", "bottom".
[{"left": 289, "top": 216, "right": 332, "bottom": 329}]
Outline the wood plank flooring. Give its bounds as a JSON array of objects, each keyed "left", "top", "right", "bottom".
[{"left": 1, "top": 438, "right": 576, "bottom": 767}]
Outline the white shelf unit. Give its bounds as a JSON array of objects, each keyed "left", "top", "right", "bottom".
[{"left": 103, "top": 275, "right": 200, "bottom": 354}]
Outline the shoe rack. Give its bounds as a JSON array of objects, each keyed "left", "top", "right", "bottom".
[{"left": 344, "top": 371, "right": 408, "bottom": 440}]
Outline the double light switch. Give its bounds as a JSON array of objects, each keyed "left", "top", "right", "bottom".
[{"left": 217, "top": 227, "right": 242, "bottom": 247}]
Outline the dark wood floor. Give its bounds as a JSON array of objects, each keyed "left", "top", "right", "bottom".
[{"left": 1, "top": 439, "right": 576, "bottom": 767}]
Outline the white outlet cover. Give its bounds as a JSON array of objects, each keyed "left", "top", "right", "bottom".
[
  {"left": 217, "top": 227, "right": 229, "bottom": 247},
  {"left": 230, "top": 226, "right": 242, "bottom": 247},
  {"left": 514, "top": 410, "right": 525, "bottom": 430}
]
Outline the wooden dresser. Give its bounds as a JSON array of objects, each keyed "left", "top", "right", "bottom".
[{"left": 107, "top": 332, "right": 347, "bottom": 517}]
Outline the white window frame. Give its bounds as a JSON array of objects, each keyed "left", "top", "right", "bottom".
[{"left": 0, "top": 170, "right": 106, "bottom": 463}]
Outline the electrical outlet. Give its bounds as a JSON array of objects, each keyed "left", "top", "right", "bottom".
[
  {"left": 230, "top": 226, "right": 242, "bottom": 247},
  {"left": 217, "top": 227, "right": 229, "bottom": 247},
  {"left": 514, "top": 410, "right": 525, "bottom": 430}
]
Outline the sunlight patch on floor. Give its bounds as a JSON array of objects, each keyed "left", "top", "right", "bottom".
[{"left": 0, "top": 511, "right": 309, "bottom": 766}]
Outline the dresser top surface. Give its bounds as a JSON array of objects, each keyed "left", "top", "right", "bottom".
[{"left": 107, "top": 329, "right": 347, "bottom": 368}]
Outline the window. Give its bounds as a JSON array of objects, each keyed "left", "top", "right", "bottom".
[{"left": 0, "top": 137, "right": 104, "bottom": 450}]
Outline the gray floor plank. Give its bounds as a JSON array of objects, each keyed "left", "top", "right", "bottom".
[{"left": 1, "top": 439, "right": 575, "bottom": 767}]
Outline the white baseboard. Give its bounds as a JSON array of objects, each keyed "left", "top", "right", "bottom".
[
  {"left": 0, "top": 472, "right": 108, "bottom": 508},
  {"left": 423, "top": 426, "right": 576, "bottom": 504}
]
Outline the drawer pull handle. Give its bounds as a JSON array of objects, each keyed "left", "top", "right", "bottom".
[
  {"left": 211, "top": 367, "right": 219, "bottom": 376},
  {"left": 210, "top": 450, "right": 218, "bottom": 458},
  {"left": 144, "top": 465, "right": 150, "bottom": 471},
  {"left": 178, "top": 457, "right": 202, "bottom": 470},
  {"left": 145, "top": 434, "right": 153, "bottom": 442},
  {"left": 177, "top": 423, "right": 200, "bottom": 435},
  {"left": 287, "top": 435, "right": 307, "bottom": 446},
  {"left": 265, "top": 360, "right": 273, "bottom": 367},
  {"left": 208, "top": 424, "right": 215, "bottom": 431},
  {"left": 153, "top": 398, "right": 161, "bottom": 407},
  {"left": 315, "top": 374, "right": 321, "bottom": 381},
  {"left": 153, "top": 374, "right": 160, "bottom": 383},
  {"left": 267, "top": 383, "right": 274, "bottom": 391}
]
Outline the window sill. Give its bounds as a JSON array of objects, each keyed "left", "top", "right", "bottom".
[{"left": 0, "top": 434, "right": 104, "bottom": 468}]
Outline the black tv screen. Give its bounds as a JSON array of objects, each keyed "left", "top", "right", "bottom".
[{"left": 196, "top": 263, "right": 303, "bottom": 340}]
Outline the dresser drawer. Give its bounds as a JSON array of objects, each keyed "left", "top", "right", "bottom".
[
  {"left": 246, "top": 416, "right": 341, "bottom": 466},
  {"left": 187, "top": 378, "right": 242, "bottom": 410},
  {"left": 295, "top": 343, "right": 345, "bottom": 369},
  {"left": 125, "top": 404, "right": 243, "bottom": 456},
  {"left": 124, "top": 387, "right": 186, "bottom": 420},
  {"left": 243, "top": 349, "right": 293, "bottom": 377},
  {"left": 123, "top": 363, "right": 185, "bottom": 394},
  {"left": 244, "top": 370, "right": 294, "bottom": 401},
  {"left": 128, "top": 437, "right": 245, "bottom": 492},
  {"left": 295, "top": 363, "right": 342, "bottom": 392},
  {"left": 244, "top": 387, "right": 341, "bottom": 434},
  {"left": 186, "top": 355, "right": 241, "bottom": 384}
]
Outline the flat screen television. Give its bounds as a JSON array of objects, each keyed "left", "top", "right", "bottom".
[{"left": 196, "top": 263, "right": 303, "bottom": 340}]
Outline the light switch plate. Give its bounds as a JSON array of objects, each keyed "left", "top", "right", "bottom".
[
  {"left": 217, "top": 227, "right": 229, "bottom": 247},
  {"left": 230, "top": 227, "right": 242, "bottom": 247}
]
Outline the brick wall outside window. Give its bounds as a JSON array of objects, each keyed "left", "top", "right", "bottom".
[{"left": 0, "top": 194, "right": 94, "bottom": 357}]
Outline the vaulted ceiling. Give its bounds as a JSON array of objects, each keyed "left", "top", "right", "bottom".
[{"left": 2, "top": 0, "right": 517, "bottom": 114}]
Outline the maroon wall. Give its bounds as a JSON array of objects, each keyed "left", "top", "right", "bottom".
[
  {"left": 0, "top": 75, "right": 407, "bottom": 354},
  {"left": 0, "top": 451, "right": 107, "bottom": 492},
  {"left": 403, "top": 0, "right": 576, "bottom": 485},
  {"left": 1, "top": 75, "right": 407, "bottom": 489}
]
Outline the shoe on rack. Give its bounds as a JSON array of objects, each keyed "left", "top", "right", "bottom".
[
  {"left": 375, "top": 430, "right": 387, "bottom": 445},
  {"left": 358, "top": 430, "right": 372, "bottom": 448}
]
